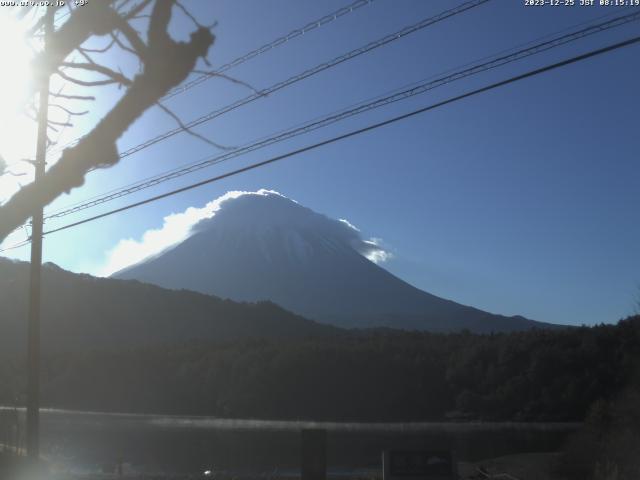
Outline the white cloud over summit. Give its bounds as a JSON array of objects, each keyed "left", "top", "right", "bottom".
[{"left": 99, "top": 189, "right": 391, "bottom": 277}]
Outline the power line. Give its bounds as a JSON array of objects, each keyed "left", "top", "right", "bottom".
[
  {"left": 47, "top": 0, "right": 377, "bottom": 155},
  {"left": 44, "top": 0, "right": 491, "bottom": 216},
  {"left": 43, "top": 6, "right": 633, "bottom": 217},
  {"left": 0, "top": 239, "right": 32, "bottom": 254},
  {"left": 163, "top": 0, "right": 376, "bottom": 101},
  {"left": 114, "top": 0, "right": 490, "bottom": 160},
  {"left": 33, "top": 34, "right": 640, "bottom": 241},
  {"left": 43, "top": 9, "right": 640, "bottom": 222}
]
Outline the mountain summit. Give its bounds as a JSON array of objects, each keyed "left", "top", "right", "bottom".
[{"left": 113, "top": 190, "right": 552, "bottom": 332}]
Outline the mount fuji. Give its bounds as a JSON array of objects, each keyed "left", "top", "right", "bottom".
[{"left": 113, "top": 190, "right": 554, "bottom": 332}]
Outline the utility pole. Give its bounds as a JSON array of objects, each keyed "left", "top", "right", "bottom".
[{"left": 26, "top": 5, "right": 54, "bottom": 463}]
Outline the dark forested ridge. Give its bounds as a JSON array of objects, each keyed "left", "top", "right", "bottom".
[
  {"left": 1, "top": 316, "right": 637, "bottom": 422},
  {"left": 0, "top": 258, "right": 339, "bottom": 353},
  {"left": 1, "top": 257, "right": 637, "bottom": 423}
]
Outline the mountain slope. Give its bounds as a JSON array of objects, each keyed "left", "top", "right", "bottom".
[
  {"left": 114, "top": 190, "right": 555, "bottom": 332},
  {"left": 0, "top": 258, "right": 339, "bottom": 354}
]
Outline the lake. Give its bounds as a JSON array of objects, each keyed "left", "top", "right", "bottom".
[{"left": 0, "top": 407, "right": 580, "bottom": 476}]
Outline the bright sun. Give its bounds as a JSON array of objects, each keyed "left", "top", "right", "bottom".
[
  {"left": 0, "top": 11, "right": 37, "bottom": 198},
  {"left": 0, "top": 13, "right": 32, "bottom": 120}
]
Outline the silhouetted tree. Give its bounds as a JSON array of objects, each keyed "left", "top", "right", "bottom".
[{"left": 0, "top": 1, "right": 218, "bottom": 242}]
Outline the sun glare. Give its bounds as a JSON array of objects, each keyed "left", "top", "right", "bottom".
[
  {"left": 0, "top": 13, "right": 32, "bottom": 121},
  {"left": 0, "top": 12, "right": 37, "bottom": 200}
]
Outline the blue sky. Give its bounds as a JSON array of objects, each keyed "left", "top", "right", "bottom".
[{"left": 2, "top": 0, "right": 640, "bottom": 326}]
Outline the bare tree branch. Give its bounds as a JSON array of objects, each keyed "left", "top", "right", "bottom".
[
  {"left": 55, "top": 69, "right": 119, "bottom": 87},
  {"left": 192, "top": 69, "right": 263, "bottom": 96},
  {"left": 49, "top": 92, "right": 96, "bottom": 101},
  {"left": 175, "top": 1, "right": 203, "bottom": 29},
  {"left": 48, "top": 104, "right": 89, "bottom": 116},
  {"left": 155, "top": 101, "right": 233, "bottom": 151},
  {"left": 43, "top": 2, "right": 117, "bottom": 68},
  {"left": 115, "top": 0, "right": 135, "bottom": 14},
  {"left": 47, "top": 119, "right": 73, "bottom": 128},
  {"left": 0, "top": 1, "right": 216, "bottom": 242},
  {"left": 112, "top": 21, "right": 148, "bottom": 59},
  {"left": 80, "top": 38, "right": 117, "bottom": 54},
  {"left": 29, "top": 2, "right": 130, "bottom": 90},
  {"left": 76, "top": 47, "right": 98, "bottom": 65},
  {"left": 123, "top": 0, "right": 153, "bottom": 20},
  {"left": 60, "top": 61, "right": 133, "bottom": 86},
  {"left": 148, "top": 0, "right": 173, "bottom": 46},
  {"left": 0, "top": 156, "right": 27, "bottom": 178},
  {"left": 1, "top": 171, "right": 27, "bottom": 178}
]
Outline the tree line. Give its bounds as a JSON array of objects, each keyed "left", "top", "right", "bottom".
[{"left": 1, "top": 316, "right": 638, "bottom": 422}]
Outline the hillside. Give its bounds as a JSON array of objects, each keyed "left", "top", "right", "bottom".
[
  {"left": 1, "top": 316, "right": 636, "bottom": 421},
  {"left": 0, "top": 258, "right": 339, "bottom": 354}
]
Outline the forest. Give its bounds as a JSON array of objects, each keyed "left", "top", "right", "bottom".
[{"left": 1, "top": 315, "right": 638, "bottom": 423}]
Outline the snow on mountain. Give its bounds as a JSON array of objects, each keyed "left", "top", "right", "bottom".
[{"left": 113, "top": 190, "right": 554, "bottom": 332}]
